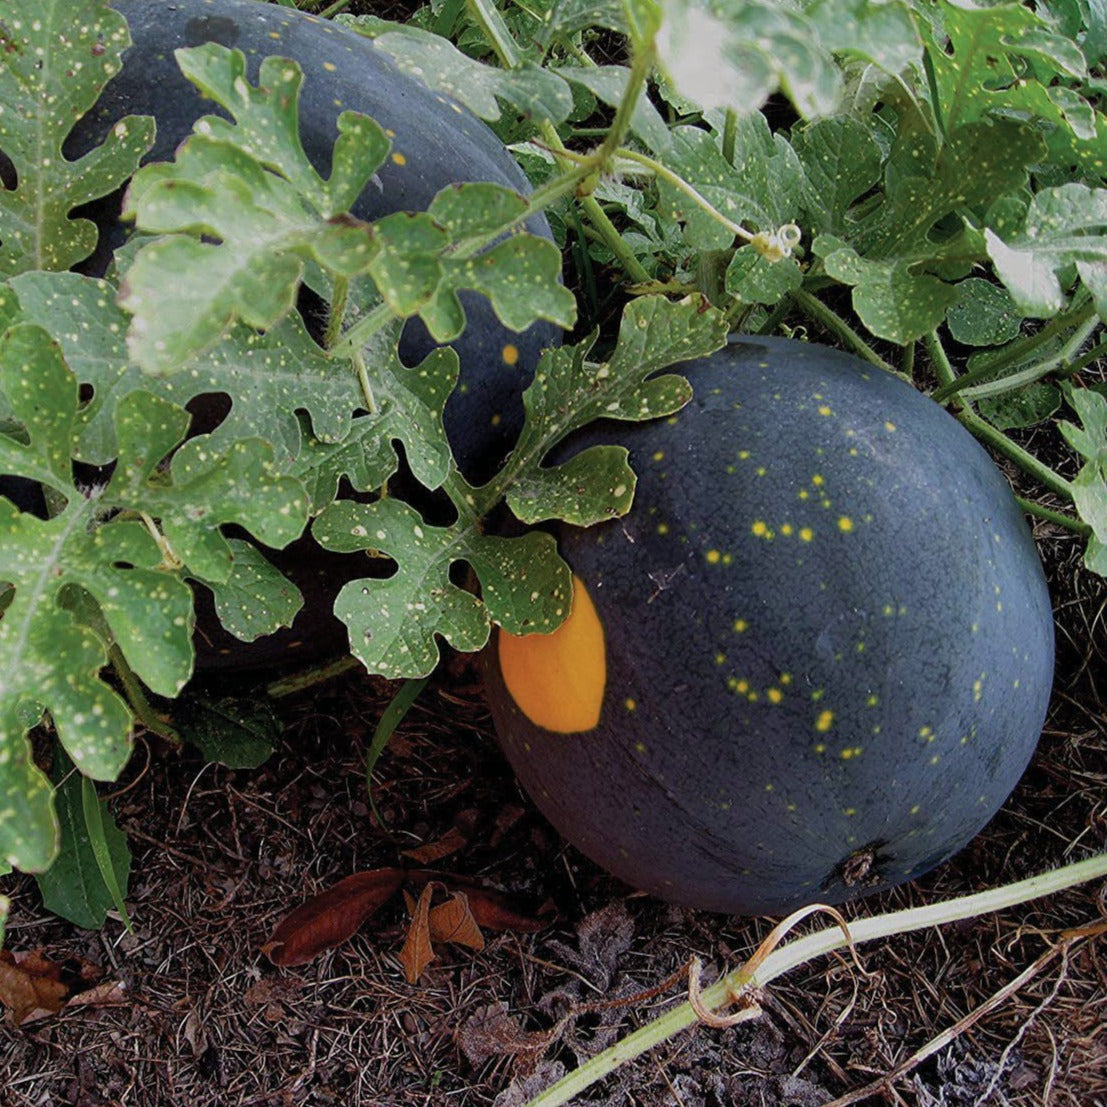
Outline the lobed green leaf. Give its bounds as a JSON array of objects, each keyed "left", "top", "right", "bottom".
[{"left": 0, "top": 1, "right": 154, "bottom": 276}]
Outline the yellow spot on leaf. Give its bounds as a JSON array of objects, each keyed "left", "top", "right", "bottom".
[{"left": 815, "top": 709, "right": 835, "bottom": 732}]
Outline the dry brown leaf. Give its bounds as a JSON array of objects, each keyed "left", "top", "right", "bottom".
[
  {"left": 407, "top": 870, "right": 553, "bottom": 934},
  {"left": 401, "top": 882, "right": 438, "bottom": 984},
  {"left": 63, "top": 978, "right": 128, "bottom": 1012},
  {"left": 401, "top": 825, "right": 470, "bottom": 865},
  {"left": 428, "top": 892, "right": 485, "bottom": 952},
  {"left": 262, "top": 867, "right": 404, "bottom": 967},
  {"left": 0, "top": 950, "right": 79, "bottom": 1025}
]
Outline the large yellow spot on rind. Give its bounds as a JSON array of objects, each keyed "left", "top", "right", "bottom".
[{"left": 498, "top": 575, "right": 606, "bottom": 733}]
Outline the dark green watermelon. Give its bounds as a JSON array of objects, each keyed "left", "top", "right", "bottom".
[
  {"left": 66, "top": 0, "right": 561, "bottom": 479},
  {"left": 484, "top": 336, "right": 1055, "bottom": 915}
]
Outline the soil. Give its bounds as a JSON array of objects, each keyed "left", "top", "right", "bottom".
[{"left": 1, "top": 511, "right": 1105, "bottom": 1107}]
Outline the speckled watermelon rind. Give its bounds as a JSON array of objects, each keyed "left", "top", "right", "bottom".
[{"left": 485, "top": 336, "right": 1055, "bottom": 915}]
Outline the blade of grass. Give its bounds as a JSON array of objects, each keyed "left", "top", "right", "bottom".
[
  {"left": 365, "top": 675, "right": 430, "bottom": 827},
  {"left": 80, "top": 776, "right": 133, "bottom": 934}
]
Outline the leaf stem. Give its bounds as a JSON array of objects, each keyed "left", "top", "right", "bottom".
[
  {"left": 324, "top": 275, "right": 349, "bottom": 350},
  {"left": 593, "top": 40, "right": 655, "bottom": 168},
  {"left": 722, "top": 108, "right": 738, "bottom": 164},
  {"left": 1015, "top": 496, "right": 1090, "bottom": 535},
  {"left": 1062, "top": 337, "right": 1107, "bottom": 378},
  {"left": 525, "top": 853, "right": 1107, "bottom": 1107},
  {"left": 266, "top": 654, "right": 361, "bottom": 697},
  {"left": 787, "top": 288, "right": 901, "bottom": 377},
  {"left": 614, "top": 147, "right": 756, "bottom": 244},
  {"left": 464, "top": 0, "right": 521, "bottom": 67},
  {"left": 353, "top": 347, "right": 377, "bottom": 413},
  {"left": 958, "top": 310, "right": 1100, "bottom": 401},
  {"left": 108, "top": 643, "right": 181, "bottom": 745},
  {"left": 923, "top": 333, "right": 1074, "bottom": 501}
]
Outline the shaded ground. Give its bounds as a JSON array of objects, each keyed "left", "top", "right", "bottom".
[{"left": 1, "top": 515, "right": 1105, "bottom": 1107}]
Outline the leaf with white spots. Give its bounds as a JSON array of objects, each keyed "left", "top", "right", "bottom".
[
  {"left": 463, "top": 530, "right": 570, "bottom": 635},
  {"left": 0, "top": 496, "right": 142, "bottom": 869},
  {"left": 104, "top": 391, "right": 309, "bottom": 584},
  {"left": 11, "top": 271, "right": 365, "bottom": 468},
  {"left": 0, "top": 324, "right": 81, "bottom": 498},
  {"left": 501, "top": 294, "right": 727, "bottom": 525},
  {"left": 791, "top": 115, "right": 883, "bottom": 237},
  {"left": 0, "top": 1, "right": 154, "bottom": 276},
  {"left": 201, "top": 540, "right": 304, "bottom": 643},
  {"left": 171, "top": 45, "right": 391, "bottom": 217},
  {"left": 946, "top": 279, "right": 1023, "bottom": 347},
  {"left": 656, "top": 0, "right": 841, "bottom": 117},
  {"left": 0, "top": 326, "right": 194, "bottom": 700},
  {"left": 725, "top": 245, "right": 803, "bottom": 305},
  {"left": 1059, "top": 384, "right": 1107, "bottom": 573},
  {"left": 364, "top": 188, "right": 575, "bottom": 342},
  {"left": 985, "top": 184, "right": 1107, "bottom": 319},
  {"left": 923, "top": 0, "right": 1086, "bottom": 135},
  {"left": 800, "top": 0, "right": 922, "bottom": 76},
  {"left": 367, "top": 343, "right": 460, "bottom": 492},
  {"left": 119, "top": 43, "right": 389, "bottom": 373},
  {"left": 313, "top": 498, "right": 490, "bottom": 678},
  {"left": 450, "top": 234, "right": 575, "bottom": 336},
  {"left": 536, "top": 0, "right": 635, "bottom": 44},
  {"left": 293, "top": 415, "right": 399, "bottom": 514},
  {"left": 814, "top": 237, "right": 958, "bottom": 344},
  {"left": 0, "top": 699, "right": 63, "bottom": 873},
  {"left": 657, "top": 118, "right": 805, "bottom": 251},
  {"left": 506, "top": 445, "right": 636, "bottom": 526},
  {"left": 312, "top": 497, "right": 571, "bottom": 676},
  {"left": 121, "top": 132, "right": 376, "bottom": 373},
  {"left": 347, "top": 18, "right": 574, "bottom": 124}
]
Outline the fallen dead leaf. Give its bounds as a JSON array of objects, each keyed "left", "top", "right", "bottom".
[
  {"left": 429, "top": 891, "right": 485, "bottom": 952},
  {"left": 0, "top": 949, "right": 103, "bottom": 1026},
  {"left": 401, "top": 825, "right": 470, "bottom": 865},
  {"left": 407, "top": 870, "right": 553, "bottom": 933},
  {"left": 263, "top": 867, "right": 404, "bottom": 967},
  {"left": 401, "top": 883, "right": 439, "bottom": 984}
]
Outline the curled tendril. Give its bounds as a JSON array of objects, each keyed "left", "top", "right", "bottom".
[{"left": 751, "top": 223, "right": 802, "bottom": 262}]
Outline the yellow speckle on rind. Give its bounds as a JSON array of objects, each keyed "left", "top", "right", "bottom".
[{"left": 498, "top": 575, "right": 606, "bottom": 733}]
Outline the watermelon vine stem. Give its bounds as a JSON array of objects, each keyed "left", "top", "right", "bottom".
[
  {"left": 924, "top": 332, "right": 1074, "bottom": 501},
  {"left": 524, "top": 852, "right": 1107, "bottom": 1107},
  {"left": 957, "top": 313, "right": 1100, "bottom": 402},
  {"left": 931, "top": 291, "right": 1097, "bottom": 402}
]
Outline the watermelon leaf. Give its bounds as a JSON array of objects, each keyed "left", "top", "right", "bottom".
[{"left": 0, "top": 1, "right": 154, "bottom": 276}]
